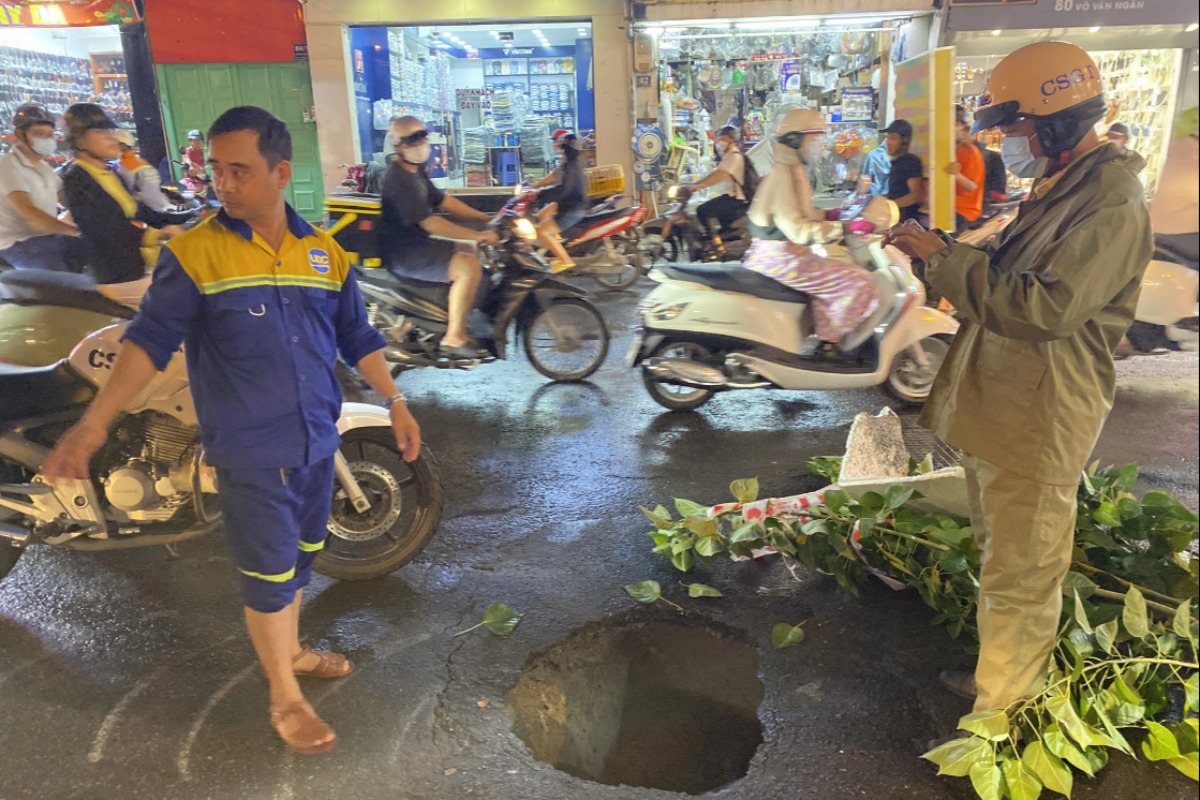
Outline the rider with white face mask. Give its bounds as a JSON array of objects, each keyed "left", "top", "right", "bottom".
[
  {"left": 378, "top": 115, "right": 499, "bottom": 356},
  {"left": 741, "top": 109, "right": 879, "bottom": 360},
  {"left": 0, "top": 103, "right": 89, "bottom": 272}
]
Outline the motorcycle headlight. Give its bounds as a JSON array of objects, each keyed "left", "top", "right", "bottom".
[
  {"left": 514, "top": 217, "right": 538, "bottom": 240},
  {"left": 652, "top": 302, "right": 689, "bottom": 322},
  {"left": 667, "top": 185, "right": 679, "bottom": 200}
]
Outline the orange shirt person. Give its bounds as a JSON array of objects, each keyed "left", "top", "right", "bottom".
[{"left": 946, "top": 104, "right": 985, "bottom": 229}]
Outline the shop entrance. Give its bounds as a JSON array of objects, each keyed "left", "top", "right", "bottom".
[
  {"left": 346, "top": 21, "right": 596, "bottom": 193},
  {"left": 1, "top": 22, "right": 133, "bottom": 168}
]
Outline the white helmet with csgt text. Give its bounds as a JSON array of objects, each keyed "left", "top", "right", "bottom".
[{"left": 972, "top": 40, "right": 1107, "bottom": 158}]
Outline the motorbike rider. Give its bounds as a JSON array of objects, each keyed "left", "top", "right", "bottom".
[
  {"left": 60, "top": 104, "right": 184, "bottom": 303},
  {"left": 115, "top": 128, "right": 170, "bottom": 213},
  {"left": 530, "top": 130, "right": 587, "bottom": 270},
  {"left": 683, "top": 125, "right": 749, "bottom": 260},
  {"left": 379, "top": 115, "right": 498, "bottom": 356},
  {"left": 886, "top": 41, "right": 1153, "bottom": 716},
  {"left": 181, "top": 129, "right": 209, "bottom": 194},
  {"left": 0, "top": 103, "right": 89, "bottom": 272},
  {"left": 742, "top": 109, "right": 879, "bottom": 359},
  {"left": 42, "top": 105, "right": 422, "bottom": 757}
]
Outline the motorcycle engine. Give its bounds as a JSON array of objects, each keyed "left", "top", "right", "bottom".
[{"left": 103, "top": 412, "right": 200, "bottom": 522}]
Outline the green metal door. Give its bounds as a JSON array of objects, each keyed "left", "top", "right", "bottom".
[{"left": 157, "top": 62, "right": 324, "bottom": 221}]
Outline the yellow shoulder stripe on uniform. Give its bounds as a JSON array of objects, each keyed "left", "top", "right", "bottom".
[{"left": 199, "top": 274, "right": 341, "bottom": 295}]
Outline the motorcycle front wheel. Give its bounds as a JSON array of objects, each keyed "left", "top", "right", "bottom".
[
  {"left": 884, "top": 334, "right": 953, "bottom": 407},
  {"left": 316, "top": 429, "right": 444, "bottom": 581},
  {"left": 523, "top": 297, "right": 610, "bottom": 382}
]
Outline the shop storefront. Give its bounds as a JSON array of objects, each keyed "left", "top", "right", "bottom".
[
  {"left": 300, "top": 1, "right": 631, "bottom": 203},
  {"left": 944, "top": 0, "right": 1200, "bottom": 196},
  {"left": 347, "top": 22, "right": 596, "bottom": 190},
  {"left": 626, "top": 2, "right": 938, "bottom": 203},
  {"left": 0, "top": 0, "right": 140, "bottom": 166}
]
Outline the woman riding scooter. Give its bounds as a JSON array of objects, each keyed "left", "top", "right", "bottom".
[
  {"left": 60, "top": 103, "right": 184, "bottom": 306},
  {"left": 683, "top": 125, "right": 749, "bottom": 260},
  {"left": 742, "top": 109, "right": 879, "bottom": 360},
  {"left": 531, "top": 131, "right": 587, "bottom": 270}
]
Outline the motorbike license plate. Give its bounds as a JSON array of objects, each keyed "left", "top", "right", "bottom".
[{"left": 625, "top": 328, "right": 645, "bottom": 368}]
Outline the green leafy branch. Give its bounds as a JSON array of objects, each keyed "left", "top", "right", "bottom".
[{"left": 641, "top": 463, "right": 1199, "bottom": 798}]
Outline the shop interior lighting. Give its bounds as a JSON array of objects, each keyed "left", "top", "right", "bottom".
[
  {"left": 1187, "top": 23, "right": 1199, "bottom": 32},
  {"left": 992, "top": 30, "right": 1002, "bottom": 36},
  {"left": 644, "top": 26, "right": 664, "bottom": 37},
  {"left": 736, "top": 19, "right": 819, "bottom": 31}
]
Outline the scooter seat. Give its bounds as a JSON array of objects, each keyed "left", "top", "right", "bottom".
[
  {"left": 359, "top": 270, "right": 450, "bottom": 308},
  {"left": 564, "top": 207, "right": 632, "bottom": 234},
  {"left": 662, "top": 264, "right": 810, "bottom": 304},
  {"left": 0, "top": 361, "right": 96, "bottom": 422},
  {"left": 0, "top": 270, "right": 134, "bottom": 320}
]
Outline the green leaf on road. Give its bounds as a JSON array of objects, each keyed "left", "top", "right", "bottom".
[
  {"left": 729, "top": 522, "right": 761, "bottom": 543},
  {"left": 686, "top": 582, "right": 724, "bottom": 598},
  {"left": 1021, "top": 741, "right": 1073, "bottom": 797},
  {"left": 958, "top": 710, "right": 1010, "bottom": 742},
  {"left": 1173, "top": 600, "right": 1195, "bottom": 641},
  {"left": 694, "top": 535, "right": 723, "bottom": 558},
  {"left": 674, "top": 498, "right": 707, "bottom": 518},
  {"left": 1060, "top": 570, "right": 1097, "bottom": 599},
  {"left": 1142, "top": 720, "right": 1182, "bottom": 761},
  {"left": 624, "top": 580, "right": 663, "bottom": 604},
  {"left": 1167, "top": 752, "right": 1199, "bottom": 781},
  {"left": 1001, "top": 756, "right": 1044, "bottom": 800},
  {"left": 1073, "top": 590, "right": 1093, "bottom": 634},
  {"left": 1093, "top": 502, "right": 1122, "bottom": 528},
  {"left": 771, "top": 622, "right": 806, "bottom": 650},
  {"left": 1043, "top": 724, "right": 1095, "bottom": 777},
  {"left": 968, "top": 760, "right": 1004, "bottom": 800},
  {"left": 454, "top": 602, "right": 523, "bottom": 637},
  {"left": 730, "top": 477, "right": 760, "bottom": 503},
  {"left": 922, "top": 736, "right": 992, "bottom": 778},
  {"left": 1095, "top": 619, "right": 1118, "bottom": 655},
  {"left": 640, "top": 505, "right": 673, "bottom": 529}
]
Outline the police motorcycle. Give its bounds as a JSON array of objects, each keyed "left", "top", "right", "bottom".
[
  {"left": 326, "top": 192, "right": 610, "bottom": 382},
  {"left": 1126, "top": 237, "right": 1199, "bottom": 354},
  {"left": 629, "top": 197, "right": 959, "bottom": 410},
  {"left": 0, "top": 280, "right": 444, "bottom": 583},
  {"left": 639, "top": 184, "right": 752, "bottom": 266}
]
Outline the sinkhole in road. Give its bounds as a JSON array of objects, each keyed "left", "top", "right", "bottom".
[{"left": 506, "top": 619, "right": 764, "bottom": 795}]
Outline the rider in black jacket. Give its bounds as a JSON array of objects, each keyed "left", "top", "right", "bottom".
[{"left": 60, "top": 104, "right": 183, "bottom": 286}]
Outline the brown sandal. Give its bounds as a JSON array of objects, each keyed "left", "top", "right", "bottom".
[
  {"left": 270, "top": 700, "right": 336, "bottom": 756},
  {"left": 292, "top": 646, "right": 354, "bottom": 679}
]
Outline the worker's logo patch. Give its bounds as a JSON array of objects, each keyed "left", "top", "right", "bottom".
[{"left": 308, "top": 248, "right": 331, "bottom": 274}]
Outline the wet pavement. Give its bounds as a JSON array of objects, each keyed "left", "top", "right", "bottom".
[{"left": 0, "top": 284, "right": 1196, "bottom": 800}]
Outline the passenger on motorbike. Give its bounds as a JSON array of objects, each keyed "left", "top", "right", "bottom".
[
  {"left": 379, "top": 115, "right": 498, "bottom": 357},
  {"left": 683, "top": 125, "right": 749, "bottom": 260},
  {"left": 181, "top": 129, "right": 209, "bottom": 194},
  {"left": 60, "top": 104, "right": 184, "bottom": 303},
  {"left": 742, "top": 109, "right": 879, "bottom": 359},
  {"left": 115, "top": 129, "right": 170, "bottom": 213},
  {"left": 0, "top": 103, "right": 90, "bottom": 272},
  {"left": 530, "top": 131, "right": 587, "bottom": 270}
]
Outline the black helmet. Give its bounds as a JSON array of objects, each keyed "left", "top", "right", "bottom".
[
  {"left": 63, "top": 103, "right": 118, "bottom": 149},
  {"left": 12, "top": 103, "right": 55, "bottom": 133}
]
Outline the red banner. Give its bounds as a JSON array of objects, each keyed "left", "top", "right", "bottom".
[{"left": 0, "top": 1, "right": 139, "bottom": 27}]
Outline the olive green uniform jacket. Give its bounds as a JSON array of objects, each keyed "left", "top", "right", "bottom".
[{"left": 919, "top": 144, "right": 1153, "bottom": 485}]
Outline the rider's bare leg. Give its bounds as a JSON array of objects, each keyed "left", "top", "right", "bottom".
[
  {"left": 443, "top": 252, "right": 483, "bottom": 349},
  {"left": 536, "top": 203, "right": 575, "bottom": 268}
]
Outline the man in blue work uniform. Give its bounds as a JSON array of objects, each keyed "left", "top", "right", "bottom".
[{"left": 42, "top": 106, "right": 421, "bottom": 756}]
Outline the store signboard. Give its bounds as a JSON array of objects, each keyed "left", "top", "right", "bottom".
[
  {"left": 0, "top": 0, "right": 139, "bottom": 27},
  {"left": 946, "top": 0, "right": 1192, "bottom": 30},
  {"left": 893, "top": 47, "right": 956, "bottom": 232},
  {"left": 456, "top": 88, "right": 493, "bottom": 111}
]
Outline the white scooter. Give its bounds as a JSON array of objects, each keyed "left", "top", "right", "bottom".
[
  {"left": 1128, "top": 239, "right": 1198, "bottom": 353},
  {"left": 628, "top": 199, "right": 959, "bottom": 410}
]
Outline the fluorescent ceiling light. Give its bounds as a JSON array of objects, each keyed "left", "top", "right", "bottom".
[
  {"left": 1088, "top": 25, "right": 1100, "bottom": 32},
  {"left": 1187, "top": 22, "right": 1199, "bottom": 32},
  {"left": 991, "top": 30, "right": 1002, "bottom": 36},
  {"left": 644, "top": 26, "right": 663, "bottom": 37},
  {"left": 737, "top": 19, "right": 819, "bottom": 30}
]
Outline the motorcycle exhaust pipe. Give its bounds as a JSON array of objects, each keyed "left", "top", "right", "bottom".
[
  {"left": 644, "top": 357, "right": 728, "bottom": 388},
  {"left": 0, "top": 521, "right": 29, "bottom": 545}
]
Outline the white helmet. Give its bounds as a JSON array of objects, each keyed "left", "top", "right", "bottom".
[
  {"left": 114, "top": 128, "right": 136, "bottom": 148},
  {"left": 777, "top": 107, "right": 825, "bottom": 142}
]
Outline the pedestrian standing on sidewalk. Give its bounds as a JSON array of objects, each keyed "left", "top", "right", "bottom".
[
  {"left": 885, "top": 41, "right": 1152, "bottom": 715},
  {"left": 882, "top": 119, "right": 925, "bottom": 222},
  {"left": 41, "top": 106, "right": 422, "bottom": 756},
  {"left": 946, "top": 104, "right": 985, "bottom": 232}
]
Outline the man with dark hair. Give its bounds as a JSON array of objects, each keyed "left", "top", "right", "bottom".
[
  {"left": 42, "top": 105, "right": 421, "bottom": 756},
  {"left": 882, "top": 119, "right": 925, "bottom": 222},
  {"left": 946, "top": 104, "right": 985, "bottom": 231}
]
